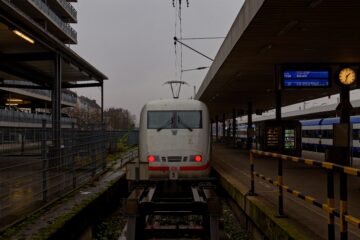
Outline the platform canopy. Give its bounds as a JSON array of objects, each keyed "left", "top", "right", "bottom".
[
  {"left": 0, "top": 2, "right": 107, "bottom": 89},
  {"left": 196, "top": 0, "right": 360, "bottom": 118}
]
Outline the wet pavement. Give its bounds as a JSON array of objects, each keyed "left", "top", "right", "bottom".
[{"left": 212, "top": 143, "right": 360, "bottom": 240}]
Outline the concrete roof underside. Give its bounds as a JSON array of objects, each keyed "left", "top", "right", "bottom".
[
  {"left": 0, "top": 2, "right": 107, "bottom": 89},
  {"left": 197, "top": 0, "right": 360, "bottom": 118}
]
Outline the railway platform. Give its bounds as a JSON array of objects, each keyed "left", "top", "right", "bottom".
[{"left": 212, "top": 143, "right": 360, "bottom": 240}]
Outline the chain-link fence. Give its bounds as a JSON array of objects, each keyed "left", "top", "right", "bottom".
[{"left": 0, "top": 124, "right": 138, "bottom": 228}]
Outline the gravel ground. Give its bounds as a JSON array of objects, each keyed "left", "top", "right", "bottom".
[
  {"left": 222, "top": 200, "right": 249, "bottom": 240},
  {"left": 93, "top": 203, "right": 126, "bottom": 240}
]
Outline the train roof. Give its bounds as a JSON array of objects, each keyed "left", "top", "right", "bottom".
[
  {"left": 300, "top": 115, "right": 360, "bottom": 126},
  {"left": 142, "top": 99, "right": 208, "bottom": 111}
]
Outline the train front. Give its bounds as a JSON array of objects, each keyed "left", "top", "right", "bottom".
[{"left": 139, "top": 99, "right": 210, "bottom": 180}]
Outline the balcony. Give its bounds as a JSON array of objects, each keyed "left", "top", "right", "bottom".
[
  {"left": 0, "top": 109, "right": 76, "bottom": 128},
  {"left": 0, "top": 80, "right": 77, "bottom": 107},
  {"left": 5, "top": 0, "right": 77, "bottom": 44},
  {"left": 48, "top": 0, "right": 77, "bottom": 23},
  {"left": 30, "top": 0, "right": 77, "bottom": 43}
]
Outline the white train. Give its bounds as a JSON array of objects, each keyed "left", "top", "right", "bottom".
[{"left": 134, "top": 99, "right": 211, "bottom": 180}]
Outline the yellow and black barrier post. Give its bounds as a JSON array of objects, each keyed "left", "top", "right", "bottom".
[
  {"left": 251, "top": 149, "right": 360, "bottom": 238},
  {"left": 325, "top": 149, "right": 335, "bottom": 240},
  {"left": 249, "top": 151, "right": 255, "bottom": 195},
  {"left": 340, "top": 171, "right": 348, "bottom": 240},
  {"left": 327, "top": 164, "right": 335, "bottom": 240},
  {"left": 277, "top": 156, "right": 284, "bottom": 217}
]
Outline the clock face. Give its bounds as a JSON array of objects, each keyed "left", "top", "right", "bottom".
[{"left": 339, "top": 68, "right": 356, "bottom": 85}]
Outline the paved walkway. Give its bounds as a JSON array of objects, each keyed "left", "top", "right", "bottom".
[{"left": 212, "top": 143, "right": 360, "bottom": 240}]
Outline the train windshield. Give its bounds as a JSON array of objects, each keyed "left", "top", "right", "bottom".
[
  {"left": 147, "top": 111, "right": 174, "bottom": 129},
  {"left": 147, "top": 111, "right": 202, "bottom": 129},
  {"left": 177, "top": 111, "right": 202, "bottom": 129}
]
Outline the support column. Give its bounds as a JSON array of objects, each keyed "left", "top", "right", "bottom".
[
  {"left": 52, "top": 53, "right": 62, "bottom": 149},
  {"left": 276, "top": 89, "right": 284, "bottom": 217},
  {"left": 215, "top": 115, "right": 219, "bottom": 142},
  {"left": 276, "top": 89, "right": 281, "bottom": 121},
  {"left": 222, "top": 113, "right": 226, "bottom": 142},
  {"left": 339, "top": 85, "right": 351, "bottom": 240},
  {"left": 247, "top": 102, "right": 253, "bottom": 150},
  {"left": 101, "top": 81, "right": 104, "bottom": 125},
  {"left": 210, "top": 120, "right": 213, "bottom": 143},
  {"left": 232, "top": 108, "right": 236, "bottom": 146}
]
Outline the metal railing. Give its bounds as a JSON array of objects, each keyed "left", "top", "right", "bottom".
[
  {"left": 3, "top": 0, "right": 77, "bottom": 42},
  {"left": 249, "top": 150, "right": 360, "bottom": 240},
  {"left": 1, "top": 80, "right": 77, "bottom": 104},
  {"left": 0, "top": 126, "right": 138, "bottom": 228},
  {"left": 30, "top": 0, "right": 77, "bottom": 41},
  {"left": 0, "top": 109, "right": 76, "bottom": 126},
  {"left": 56, "top": 0, "right": 77, "bottom": 20}
]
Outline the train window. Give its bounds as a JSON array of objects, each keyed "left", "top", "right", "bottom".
[
  {"left": 177, "top": 111, "right": 202, "bottom": 129},
  {"left": 353, "top": 129, "right": 360, "bottom": 140},
  {"left": 321, "top": 130, "right": 333, "bottom": 139},
  {"left": 147, "top": 111, "right": 174, "bottom": 129}
]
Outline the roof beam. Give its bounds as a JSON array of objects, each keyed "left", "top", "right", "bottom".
[
  {"left": 0, "top": 63, "right": 52, "bottom": 87},
  {"left": 0, "top": 52, "right": 55, "bottom": 62},
  {"left": 62, "top": 82, "right": 102, "bottom": 88},
  {"left": 0, "top": 81, "right": 102, "bottom": 89},
  {"left": 0, "top": 82, "right": 50, "bottom": 89}
]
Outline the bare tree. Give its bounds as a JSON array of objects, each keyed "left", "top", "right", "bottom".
[{"left": 104, "top": 107, "right": 135, "bottom": 130}]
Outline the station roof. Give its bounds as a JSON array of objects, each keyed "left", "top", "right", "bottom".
[
  {"left": 197, "top": 0, "right": 360, "bottom": 118},
  {"left": 239, "top": 98, "right": 360, "bottom": 124},
  {"left": 0, "top": 1, "right": 107, "bottom": 89}
]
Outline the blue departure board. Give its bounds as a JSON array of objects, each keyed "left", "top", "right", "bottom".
[{"left": 282, "top": 70, "right": 330, "bottom": 88}]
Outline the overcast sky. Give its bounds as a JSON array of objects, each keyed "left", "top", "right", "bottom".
[{"left": 71, "top": 0, "right": 244, "bottom": 120}]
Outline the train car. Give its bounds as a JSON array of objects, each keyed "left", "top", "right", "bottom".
[
  {"left": 138, "top": 98, "right": 211, "bottom": 180},
  {"left": 224, "top": 116, "right": 360, "bottom": 166},
  {"left": 301, "top": 116, "right": 360, "bottom": 159}
]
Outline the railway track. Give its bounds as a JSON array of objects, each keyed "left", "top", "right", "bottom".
[{"left": 124, "top": 181, "right": 221, "bottom": 240}]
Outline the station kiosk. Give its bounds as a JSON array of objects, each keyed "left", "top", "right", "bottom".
[{"left": 258, "top": 120, "right": 302, "bottom": 157}]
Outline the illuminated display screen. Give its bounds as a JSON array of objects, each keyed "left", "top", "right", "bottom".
[{"left": 282, "top": 70, "right": 330, "bottom": 88}]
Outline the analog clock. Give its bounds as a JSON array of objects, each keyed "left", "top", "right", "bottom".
[{"left": 338, "top": 67, "right": 356, "bottom": 85}]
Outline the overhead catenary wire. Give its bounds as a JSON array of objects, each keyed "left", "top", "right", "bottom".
[
  {"left": 173, "top": 0, "right": 178, "bottom": 81},
  {"left": 173, "top": 37, "right": 214, "bottom": 62},
  {"left": 173, "top": 0, "right": 190, "bottom": 82},
  {"left": 179, "top": 37, "right": 225, "bottom": 40},
  {"left": 178, "top": 0, "right": 183, "bottom": 80}
]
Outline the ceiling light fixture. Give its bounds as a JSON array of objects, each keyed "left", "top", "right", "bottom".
[
  {"left": 7, "top": 98, "right": 23, "bottom": 102},
  {"left": 277, "top": 20, "right": 299, "bottom": 36},
  {"left": 13, "top": 30, "right": 35, "bottom": 44},
  {"left": 308, "top": 0, "right": 323, "bottom": 8}
]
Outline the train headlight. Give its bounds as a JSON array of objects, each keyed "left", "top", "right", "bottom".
[{"left": 194, "top": 155, "right": 202, "bottom": 162}]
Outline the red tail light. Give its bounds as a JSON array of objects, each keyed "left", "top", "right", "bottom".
[
  {"left": 195, "top": 155, "right": 202, "bottom": 162},
  {"left": 148, "top": 155, "right": 155, "bottom": 162}
]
